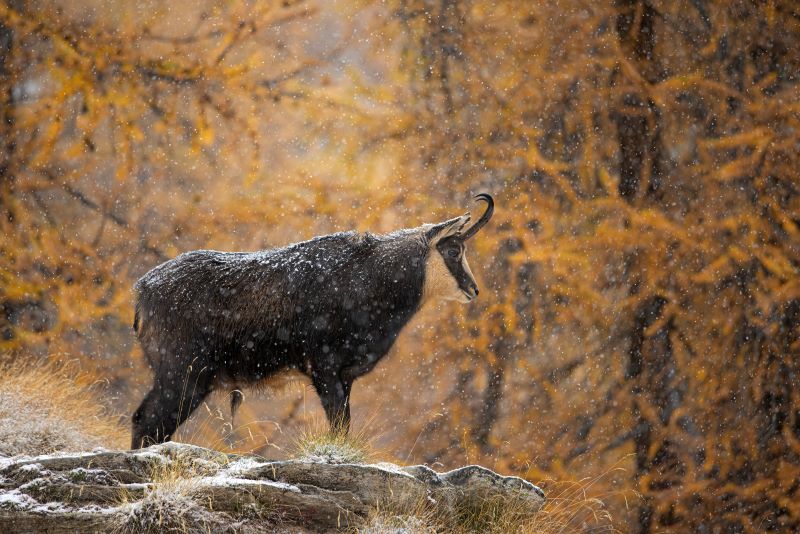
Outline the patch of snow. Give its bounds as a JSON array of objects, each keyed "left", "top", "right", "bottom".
[
  {"left": 20, "top": 450, "right": 108, "bottom": 462},
  {"left": 67, "top": 467, "right": 116, "bottom": 485},
  {"left": 0, "top": 455, "right": 33, "bottom": 471},
  {"left": 297, "top": 453, "right": 353, "bottom": 464},
  {"left": 121, "top": 482, "right": 151, "bottom": 490},
  {"left": 19, "top": 477, "right": 51, "bottom": 491},
  {"left": 73, "top": 503, "right": 120, "bottom": 515},
  {"left": 19, "top": 463, "right": 45, "bottom": 472},
  {"left": 30, "top": 500, "right": 72, "bottom": 514},
  {"left": 368, "top": 462, "right": 419, "bottom": 479},
  {"left": 131, "top": 449, "right": 170, "bottom": 462},
  {"left": 0, "top": 487, "right": 120, "bottom": 516},
  {"left": 0, "top": 489, "right": 39, "bottom": 509},
  {"left": 222, "top": 456, "right": 271, "bottom": 474}
]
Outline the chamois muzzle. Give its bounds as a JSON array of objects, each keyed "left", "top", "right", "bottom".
[
  {"left": 460, "top": 193, "right": 494, "bottom": 240},
  {"left": 464, "top": 285, "right": 479, "bottom": 300}
]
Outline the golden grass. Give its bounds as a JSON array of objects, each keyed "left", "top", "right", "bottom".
[
  {"left": 0, "top": 361, "right": 620, "bottom": 533},
  {"left": 355, "top": 492, "right": 541, "bottom": 534},
  {"left": 286, "top": 415, "right": 621, "bottom": 533},
  {"left": 450, "top": 492, "right": 544, "bottom": 533},
  {"left": 172, "top": 396, "right": 279, "bottom": 456},
  {"left": 526, "top": 477, "right": 624, "bottom": 533},
  {"left": 354, "top": 471, "right": 624, "bottom": 533},
  {"left": 355, "top": 493, "right": 442, "bottom": 534},
  {"left": 0, "top": 360, "right": 128, "bottom": 456}
]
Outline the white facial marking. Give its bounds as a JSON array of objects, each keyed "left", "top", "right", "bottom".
[
  {"left": 461, "top": 253, "right": 476, "bottom": 297},
  {"left": 421, "top": 243, "right": 474, "bottom": 305}
]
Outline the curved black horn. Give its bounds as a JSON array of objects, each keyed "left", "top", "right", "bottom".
[{"left": 460, "top": 193, "right": 494, "bottom": 240}]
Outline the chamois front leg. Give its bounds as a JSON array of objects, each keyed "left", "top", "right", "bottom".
[
  {"left": 312, "top": 370, "right": 353, "bottom": 434},
  {"left": 131, "top": 359, "right": 215, "bottom": 449}
]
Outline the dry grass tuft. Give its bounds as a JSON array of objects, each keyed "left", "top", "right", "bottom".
[
  {"left": 358, "top": 513, "right": 438, "bottom": 534},
  {"left": 355, "top": 495, "right": 440, "bottom": 534},
  {"left": 290, "top": 418, "right": 374, "bottom": 464},
  {"left": 449, "top": 492, "right": 543, "bottom": 534},
  {"left": 115, "top": 480, "right": 215, "bottom": 533},
  {"left": 0, "top": 360, "right": 128, "bottom": 457},
  {"left": 355, "top": 473, "right": 622, "bottom": 534},
  {"left": 114, "top": 455, "right": 222, "bottom": 534},
  {"left": 113, "top": 448, "right": 275, "bottom": 533},
  {"left": 527, "top": 476, "right": 625, "bottom": 533}
]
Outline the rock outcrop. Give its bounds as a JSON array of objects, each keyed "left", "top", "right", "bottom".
[{"left": 0, "top": 442, "right": 545, "bottom": 533}]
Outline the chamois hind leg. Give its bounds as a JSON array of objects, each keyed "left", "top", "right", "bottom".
[
  {"left": 131, "top": 357, "right": 216, "bottom": 449},
  {"left": 312, "top": 371, "right": 353, "bottom": 434}
]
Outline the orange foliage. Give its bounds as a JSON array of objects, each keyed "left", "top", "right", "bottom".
[{"left": 1, "top": 1, "right": 799, "bottom": 532}]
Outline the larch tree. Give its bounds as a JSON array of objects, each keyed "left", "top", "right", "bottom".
[
  {"left": 390, "top": 0, "right": 800, "bottom": 531},
  {"left": 1, "top": 1, "right": 798, "bottom": 531}
]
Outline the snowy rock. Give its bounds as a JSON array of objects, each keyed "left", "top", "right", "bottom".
[{"left": 0, "top": 442, "right": 545, "bottom": 533}]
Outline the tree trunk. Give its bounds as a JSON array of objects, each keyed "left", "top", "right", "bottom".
[{"left": 0, "top": 20, "right": 14, "bottom": 212}]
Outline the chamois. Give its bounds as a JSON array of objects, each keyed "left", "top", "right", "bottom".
[{"left": 131, "top": 194, "right": 494, "bottom": 448}]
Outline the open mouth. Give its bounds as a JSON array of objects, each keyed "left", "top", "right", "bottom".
[{"left": 461, "top": 290, "right": 476, "bottom": 301}]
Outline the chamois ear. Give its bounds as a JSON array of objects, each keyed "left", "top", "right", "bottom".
[{"left": 425, "top": 214, "right": 470, "bottom": 244}]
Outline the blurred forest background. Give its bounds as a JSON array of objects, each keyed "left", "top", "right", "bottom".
[{"left": 1, "top": 0, "right": 798, "bottom": 531}]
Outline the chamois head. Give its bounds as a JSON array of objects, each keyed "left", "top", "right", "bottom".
[{"left": 423, "top": 193, "right": 494, "bottom": 304}]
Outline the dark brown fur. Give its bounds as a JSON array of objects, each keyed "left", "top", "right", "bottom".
[{"left": 131, "top": 196, "right": 493, "bottom": 448}]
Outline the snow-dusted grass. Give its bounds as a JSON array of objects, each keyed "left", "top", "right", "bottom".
[
  {"left": 355, "top": 494, "right": 441, "bottom": 534},
  {"left": 114, "top": 453, "right": 222, "bottom": 533},
  {"left": 357, "top": 514, "right": 438, "bottom": 534},
  {"left": 112, "top": 451, "right": 278, "bottom": 533},
  {"left": 0, "top": 362, "right": 128, "bottom": 457},
  {"left": 291, "top": 419, "right": 373, "bottom": 464},
  {"left": 115, "top": 480, "right": 220, "bottom": 533}
]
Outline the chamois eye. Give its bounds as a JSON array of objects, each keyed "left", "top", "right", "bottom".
[{"left": 447, "top": 248, "right": 459, "bottom": 258}]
